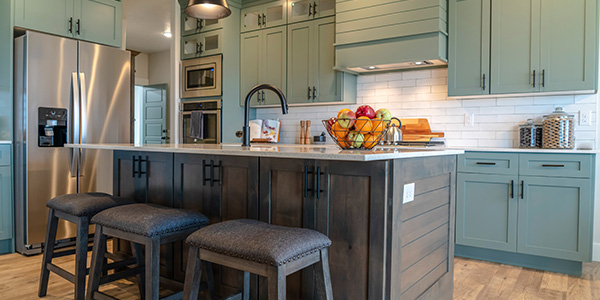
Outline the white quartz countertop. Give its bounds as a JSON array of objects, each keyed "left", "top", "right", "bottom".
[
  {"left": 64, "top": 143, "right": 464, "bottom": 161},
  {"left": 378, "top": 146, "right": 600, "bottom": 154}
]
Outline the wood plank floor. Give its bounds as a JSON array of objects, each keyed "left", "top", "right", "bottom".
[{"left": 0, "top": 244, "right": 599, "bottom": 299}]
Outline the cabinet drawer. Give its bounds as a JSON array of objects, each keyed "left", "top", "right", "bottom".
[
  {"left": 519, "top": 154, "right": 592, "bottom": 178},
  {"left": 0, "top": 145, "right": 11, "bottom": 166},
  {"left": 457, "top": 152, "right": 519, "bottom": 175}
]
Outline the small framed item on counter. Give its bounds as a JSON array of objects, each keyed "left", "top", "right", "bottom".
[{"left": 250, "top": 119, "right": 281, "bottom": 143}]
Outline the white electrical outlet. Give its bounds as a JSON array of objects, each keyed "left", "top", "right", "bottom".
[
  {"left": 403, "top": 183, "right": 415, "bottom": 204},
  {"left": 464, "top": 113, "right": 475, "bottom": 127},
  {"left": 580, "top": 110, "right": 592, "bottom": 126}
]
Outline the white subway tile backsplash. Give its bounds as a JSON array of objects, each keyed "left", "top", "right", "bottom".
[{"left": 255, "top": 68, "right": 597, "bottom": 149}]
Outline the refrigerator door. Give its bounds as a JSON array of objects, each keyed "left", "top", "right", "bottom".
[
  {"left": 77, "top": 41, "right": 131, "bottom": 194},
  {"left": 16, "top": 31, "right": 80, "bottom": 246}
]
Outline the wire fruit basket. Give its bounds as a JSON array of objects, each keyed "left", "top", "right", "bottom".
[{"left": 322, "top": 118, "right": 392, "bottom": 150}]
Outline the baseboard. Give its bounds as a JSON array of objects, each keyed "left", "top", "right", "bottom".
[{"left": 593, "top": 243, "right": 600, "bottom": 261}]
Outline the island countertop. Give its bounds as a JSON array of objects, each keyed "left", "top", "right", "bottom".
[{"left": 65, "top": 143, "right": 464, "bottom": 161}]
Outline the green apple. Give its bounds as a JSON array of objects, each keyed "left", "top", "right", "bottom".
[
  {"left": 347, "top": 131, "right": 364, "bottom": 148},
  {"left": 375, "top": 108, "right": 392, "bottom": 121},
  {"left": 338, "top": 110, "right": 356, "bottom": 129}
]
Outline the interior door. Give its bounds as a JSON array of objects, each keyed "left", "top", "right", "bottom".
[{"left": 141, "top": 84, "right": 168, "bottom": 144}]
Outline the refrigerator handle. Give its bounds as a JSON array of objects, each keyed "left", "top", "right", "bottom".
[
  {"left": 78, "top": 72, "right": 87, "bottom": 176},
  {"left": 69, "top": 72, "right": 80, "bottom": 178}
]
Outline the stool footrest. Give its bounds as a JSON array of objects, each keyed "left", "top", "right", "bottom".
[
  {"left": 99, "top": 265, "right": 144, "bottom": 285},
  {"left": 52, "top": 245, "right": 93, "bottom": 258},
  {"left": 93, "top": 290, "right": 119, "bottom": 300},
  {"left": 47, "top": 263, "right": 75, "bottom": 284},
  {"left": 102, "top": 257, "right": 138, "bottom": 272}
]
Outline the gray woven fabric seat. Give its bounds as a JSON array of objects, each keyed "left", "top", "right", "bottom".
[
  {"left": 46, "top": 192, "right": 133, "bottom": 218},
  {"left": 91, "top": 203, "right": 209, "bottom": 237},
  {"left": 186, "top": 219, "right": 332, "bottom": 266}
]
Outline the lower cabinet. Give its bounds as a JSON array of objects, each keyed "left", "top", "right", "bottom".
[
  {"left": 0, "top": 164, "right": 13, "bottom": 254},
  {"left": 456, "top": 152, "right": 595, "bottom": 270}
]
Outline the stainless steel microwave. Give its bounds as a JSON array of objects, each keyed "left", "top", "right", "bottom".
[{"left": 181, "top": 54, "right": 222, "bottom": 98}]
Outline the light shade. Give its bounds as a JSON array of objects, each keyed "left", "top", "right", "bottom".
[{"left": 185, "top": 0, "right": 231, "bottom": 20}]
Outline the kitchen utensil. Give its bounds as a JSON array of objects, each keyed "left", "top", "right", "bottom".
[
  {"left": 383, "top": 117, "right": 403, "bottom": 145},
  {"left": 542, "top": 107, "right": 575, "bottom": 149},
  {"left": 519, "top": 119, "right": 542, "bottom": 148},
  {"left": 300, "top": 121, "right": 306, "bottom": 144},
  {"left": 305, "top": 120, "right": 312, "bottom": 144}
]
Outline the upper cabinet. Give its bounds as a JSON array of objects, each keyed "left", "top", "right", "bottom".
[
  {"left": 241, "top": 0, "right": 287, "bottom": 32},
  {"left": 288, "top": 0, "right": 335, "bottom": 24},
  {"left": 449, "top": 0, "right": 598, "bottom": 97},
  {"left": 14, "top": 0, "right": 122, "bottom": 48},
  {"left": 181, "top": 30, "right": 222, "bottom": 60},
  {"left": 181, "top": 12, "right": 222, "bottom": 36}
]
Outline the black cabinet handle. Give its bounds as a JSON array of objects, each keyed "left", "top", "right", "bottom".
[
  {"left": 196, "top": 42, "right": 203, "bottom": 54},
  {"left": 541, "top": 164, "right": 565, "bottom": 168},
  {"left": 308, "top": 3, "right": 313, "bottom": 16},
  {"left": 541, "top": 69, "right": 545, "bottom": 87},
  {"left": 132, "top": 156, "right": 138, "bottom": 177},
  {"left": 68, "top": 17, "right": 73, "bottom": 33},
  {"left": 202, "top": 159, "right": 211, "bottom": 186},
  {"left": 316, "top": 167, "right": 324, "bottom": 199},
  {"left": 509, "top": 180, "right": 514, "bottom": 198},
  {"left": 312, "top": 86, "right": 316, "bottom": 99},
  {"left": 520, "top": 181, "right": 524, "bottom": 199},
  {"left": 308, "top": 87, "right": 312, "bottom": 100},
  {"left": 313, "top": 2, "right": 317, "bottom": 15},
  {"left": 262, "top": 91, "right": 266, "bottom": 103},
  {"left": 197, "top": 19, "right": 203, "bottom": 30},
  {"left": 482, "top": 73, "right": 486, "bottom": 90},
  {"left": 138, "top": 156, "right": 147, "bottom": 178},
  {"left": 532, "top": 70, "right": 536, "bottom": 88},
  {"left": 262, "top": 13, "right": 266, "bottom": 26},
  {"left": 304, "top": 166, "right": 313, "bottom": 198},
  {"left": 209, "top": 160, "right": 222, "bottom": 186},
  {"left": 258, "top": 14, "right": 262, "bottom": 26},
  {"left": 76, "top": 19, "right": 81, "bottom": 35},
  {"left": 476, "top": 162, "right": 496, "bottom": 166}
]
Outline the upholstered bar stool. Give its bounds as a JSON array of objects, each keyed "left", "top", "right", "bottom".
[
  {"left": 87, "top": 203, "right": 212, "bottom": 300},
  {"left": 39, "top": 192, "right": 134, "bottom": 300},
  {"left": 183, "top": 219, "right": 334, "bottom": 300}
]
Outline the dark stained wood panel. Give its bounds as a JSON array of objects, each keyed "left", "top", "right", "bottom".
[
  {"left": 401, "top": 223, "right": 448, "bottom": 271},
  {"left": 402, "top": 204, "right": 449, "bottom": 246},
  {"left": 402, "top": 258, "right": 448, "bottom": 299},
  {"left": 402, "top": 186, "right": 450, "bottom": 221},
  {"left": 401, "top": 243, "right": 448, "bottom": 293}
]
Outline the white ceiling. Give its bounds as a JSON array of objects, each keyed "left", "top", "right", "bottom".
[{"left": 123, "top": 0, "right": 174, "bottom": 54}]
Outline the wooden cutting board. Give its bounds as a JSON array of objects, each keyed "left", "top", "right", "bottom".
[{"left": 399, "top": 118, "right": 444, "bottom": 141}]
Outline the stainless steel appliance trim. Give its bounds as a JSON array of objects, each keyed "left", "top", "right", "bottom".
[
  {"left": 180, "top": 54, "right": 222, "bottom": 98},
  {"left": 179, "top": 110, "right": 222, "bottom": 144}
]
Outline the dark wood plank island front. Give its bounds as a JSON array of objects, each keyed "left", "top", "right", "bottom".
[{"left": 68, "top": 144, "right": 461, "bottom": 300}]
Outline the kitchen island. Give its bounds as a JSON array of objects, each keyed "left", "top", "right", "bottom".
[{"left": 66, "top": 143, "right": 463, "bottom": 300}]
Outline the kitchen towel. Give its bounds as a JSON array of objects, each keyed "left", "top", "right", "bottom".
[{"left": 189, "top": 111, "right": 204, "bottom": 140}]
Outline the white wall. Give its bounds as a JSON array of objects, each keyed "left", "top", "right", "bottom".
[
  {"left": 148, "top": 50, "right": 171, "bottom": 85},
  {"left": 134, "top": 52, "right": 149, "bottom": 85}
]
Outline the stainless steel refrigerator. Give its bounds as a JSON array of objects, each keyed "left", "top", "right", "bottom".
[{"left": 14, "top": 31, "right": 131, "bottom": 254}]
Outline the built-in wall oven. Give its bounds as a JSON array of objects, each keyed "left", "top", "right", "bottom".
[
  {"left": 180, "top": 100, "right": 222, "bottom": 144},
  {"left": 181, "top": 54, "right": 222, "bottom": 98}
]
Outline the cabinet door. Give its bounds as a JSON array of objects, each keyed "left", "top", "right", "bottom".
[
  {"left": 456, "top": 173, "right": 518, "bottom": 252},
  {"left": 181, "top": 12, "right": 222, "bottom": 36},
  {"left": 263, "top": 0, "right": 287, "bottom": 28},
  {"left": 113, "top": 151, "right": 145, "bottom": 202},
  {"left": 315, "top": 160, "right": 388, "bottom": 300},
  {"left": 448, "top": 0, "right": 491, "bottom": 96},
  {"left": 14, "top": 0, "right": 75, "bottom": 38},
  {"left": 143, "top": 152, "right": 174, "bottom": 207},
  {"left": 312, "top": 17, "right": 340, "bottom": 103},
  {"left": 288, "top": 0, "right": 312, "bottom": 23},
  {"left": 539, "top": 0, "right": 597, "bottom": 92},
  {"left": 490, "top": 0, "right": 540, "bottom": 94},
  {"left": 241, "top": 6, "right": 262, "bottom": 32},
  {"left": 78, "top": 0, "right": 122, "bottom": 47},
  {"left": 315, "top": 0, "right": 335, "bottom": 18},
  {"left": 182, "top": 30, "right": 222, "bottom": 59},
  {"left": 0, "top": 166, "right": 12, "bottom": 241},
  {"left": 518, "top": 177, "right": 592, "bottom": 261},
  {"left": 261, "top": 26, "right": 287, "bottom": 105},
  {"left": 259, "top": 158, "right": 316, "bottom": 300},
  {"left": 287, "top": 22, "right": 313, "bottom": 104},
  {"left": 240, "top": 31, "right": 262, "bottom": 107}
]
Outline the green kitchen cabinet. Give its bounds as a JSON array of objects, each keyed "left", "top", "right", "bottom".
[
  {"left": 181, "top": 29, "right": 222, "bottom": 60},
  {"left": 181, "top": 12, "right": 222, "bottom": 36},
  {"left": 14, "top": 0, "right": 122, "bottom": 47},
  {"left": 241, "top": 0, "right": 287, "bottom": 33},
  {"left": 240, "top": 26, "right": 287, "bottom": 107},
  {"left": 538, "top": 0, "right": 598, "bottom": 93},
  {"left": 288, "top": 0, "right": 335, "bottom": 24},
  {"left": 448, "top": 0, "right": 490, "bottom": 97},
  {"left": 0, "top": 165, "right": 12, "bottom": 242},
  {"left": 288, "top": 17, "right": 355, "bottom": 104},
  {"left": 456, "top": 173, "right": 518, "bottom": 252},
  {"left": 490, "top": 0, "right": 539, "bottom": 94},
  {"left": 518, "top": 176, "right": 592, "bottom": 261}
]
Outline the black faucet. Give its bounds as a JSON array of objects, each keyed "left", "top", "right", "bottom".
[{"left": 242, "top": 84, "right": 288, "bottom": 146}]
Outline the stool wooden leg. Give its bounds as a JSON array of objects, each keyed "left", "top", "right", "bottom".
[
  {"left": 205, "top": 261, "right": 216, "bottom": 300},
  {"left": 39, "top": 209, "right": 59, "bottom": 297},
  {"left": 86, "top": 225, "right": 107, "bottom": 300},
  {"left": 132, "top": 242, "right": 146, "bottom": 300},
  {"left": 267, "top": 267, "right": 286, "bottom": 300},
  {"left": 315, "top": 248, "right": 334, "bottom": 300},
  {"left": 183, "top": 246, "right": 201, "bottom": 300},
  {"left": 74, "top": 217, "right": 89, "bottom": 300},
  {"left": 242, "top": 271, "right": 250, "bottom": 300},
  {"left": 145, "top": 236, "right": 160, "bottom": 300}
]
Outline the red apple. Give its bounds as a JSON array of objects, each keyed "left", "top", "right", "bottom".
[
  {"left": 356, "top": 105, "right": 376, "bottom": 119},
  {"left": 375, "top": 108, "right": 392, "bottom": 121},
  {"left": 327, "top": 117, "right": 337, "bottom": 127},
  {"left": 347, "top": 131, "right": 364, "bottom": 148},
  {"left": 337, "top": 110, "right": 356, "bottom": 129}
]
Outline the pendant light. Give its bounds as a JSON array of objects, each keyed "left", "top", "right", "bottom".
[{"left": 184, "top": 0, "right": 231, "bottom": 20}]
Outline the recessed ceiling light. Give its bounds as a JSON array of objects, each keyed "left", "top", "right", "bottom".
[
  {"left": 368, "top": 66, "right": 376, "bottom": 69},
  {"left": 163, "top": 31, "right": 172, "bottom": 38},
  {"left": 414, "top": 61, "right": 423, "bottom": 65}
]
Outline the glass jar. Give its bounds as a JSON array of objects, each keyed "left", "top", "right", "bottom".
[
  {"left": 519, "top": 119, "right": 542, "bottom": 148},
  {"left": 542, "top": 107, "right": 575, "bottom": 149}
]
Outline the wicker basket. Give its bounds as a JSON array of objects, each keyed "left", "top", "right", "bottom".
[
  {"left": 322, "top": 118, "right": 391, "bottom": 150},
  {"left": 542, "top": 107, "right": 575, "bottom": 149},
  {"left": 519, "top": 119, "right": 542, "bottom": 148}
]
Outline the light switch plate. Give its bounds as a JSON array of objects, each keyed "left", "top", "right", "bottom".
[
  {"left": 580, "top": 110, "right": 592, "bottom": 126},
  {"left": 464, "top": 113, "right": 475, "bottom": 127},
  {"left": 403, "top": 183, "right": 415, "bottom": 204}
]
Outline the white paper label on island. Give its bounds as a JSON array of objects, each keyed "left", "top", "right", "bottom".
[{"left": 403, "top": 183, "right": 415, "bottom": 204}]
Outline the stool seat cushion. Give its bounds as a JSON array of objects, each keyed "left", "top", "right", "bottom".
[
  {"left": 91, "top": 203, "right": 209, "bottom": 237},
  {"left": 186, "top": 219, "right": 332, "bottom": 266},
  {"left": 46, "top": 193, "right": 134, "bottom": 218}
]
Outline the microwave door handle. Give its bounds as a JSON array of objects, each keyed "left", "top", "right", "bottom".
[{"left": 69, "top": 72, "right": 80, "bottom": 178}]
